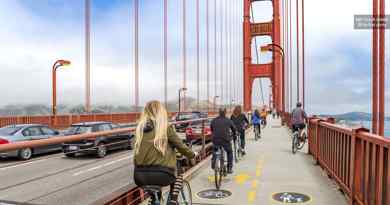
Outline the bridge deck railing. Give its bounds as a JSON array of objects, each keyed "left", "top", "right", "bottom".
[{"left": 308, "top": 118, "right": 390, "bottom": 205}]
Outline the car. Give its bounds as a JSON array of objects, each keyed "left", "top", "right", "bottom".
[
  {"left": 0, "top": 124, "right": 62, "bottom": 160},
  {"left": 173, "top": 111, "right": 208, "bottom": 133},
  {"left": 185, "top": 119, "right": 212, "bottom": 144},
  {"left": 62, "top": 121, "right": 134, "bottom": 158}
]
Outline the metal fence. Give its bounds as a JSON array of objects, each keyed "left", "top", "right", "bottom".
[{"left": 308, "top": 118, "right": 390, "bottom": 205}]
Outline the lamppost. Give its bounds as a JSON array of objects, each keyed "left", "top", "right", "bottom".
[
  {"left": 213, "top": 96, "right": 219, "bottom": 112},
  {"left": 52, "top": 60, "right": 71, "bottom": 116},
  {"left": 260, "top": 44, "right": 285, "bottom": 112},
  {"left": 178, "top": 87, "right": 187, "bottom": 114}
]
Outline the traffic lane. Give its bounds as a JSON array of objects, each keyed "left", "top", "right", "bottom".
[
  {"left": 0, "top": 149, "right": 132, "bottom": 191},
  {"left": 0, "top": 151, "right": 63, "bottom": 168},
  {"left": 0, "top": 151, "right": 134, "bottom": 204},
  {"left": 30, "top": 162, "right": 135, "bottom": 205}
]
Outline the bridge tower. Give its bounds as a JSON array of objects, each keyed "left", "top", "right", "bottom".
[{"left": 243, "top": 0, "right": 283, "bottom": 112}]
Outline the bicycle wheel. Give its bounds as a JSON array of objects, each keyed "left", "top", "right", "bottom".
[
  {"left": 214, "top": 156, "right": 222, "bottom": 190},
  {"left": 297, "top": 132, "right": 307, "bottom": 150},
  {"left": 233, "top": 140, "right": 238, "bottom": 163},
  {"left": 292, "top": 133, "right": 299, "bottom": 154},
  {"left": 237, "top": 138, "right": 242, "bottom": 160},
  {"left": 177, "top": 180, "right": 192, "bottom": 205}
]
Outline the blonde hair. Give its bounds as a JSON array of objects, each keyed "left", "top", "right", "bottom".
[{"left": 135, "top": 100, "right": 169, "bottom": 155}]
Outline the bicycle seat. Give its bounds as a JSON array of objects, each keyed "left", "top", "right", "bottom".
[{"left": 142, "top": 185, "right": 162, "bottom": 193}]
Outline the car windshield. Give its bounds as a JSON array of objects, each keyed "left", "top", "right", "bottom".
[
  {"left": 0, "top": 127, "right": 22, "bottom": 136},
  {"left": 67, "top": 126, "right": 92, "bottom": 134},
  {"left": 177, "top": 113, "right": 197, "bottom": 120}
]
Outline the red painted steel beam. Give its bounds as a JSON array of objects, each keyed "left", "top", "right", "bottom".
[
  {"left": 372, "top": 0, "right": 379, "bottom": 134},
  {"left": 243, "top": 0, "right": 252, "bottom": 111},
  {"left": 221, "top": 0, "right": 224, "bottom": 105},
  {"left": 214, "top": 0, "right": 217, "bottom": 101},
  {"left": 249, "top": 64, "right": 273, "bottom": 78},
  {"left": 378, "top": 0, "right": 385, "bottom": 136},
  {"left": 289, "top": 0, "right": 293, "bottom": 110}
]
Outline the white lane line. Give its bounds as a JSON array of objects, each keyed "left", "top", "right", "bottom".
[
  {"left": 73, "top": 155, "right": 133, "bottom": 176},
  {"left": 0, "top": 156, "right": 63, "bottom": 171}
]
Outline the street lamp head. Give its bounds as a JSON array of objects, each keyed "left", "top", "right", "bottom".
[{"left": 58, "top": 60, "right": 71, "bottom": 66}]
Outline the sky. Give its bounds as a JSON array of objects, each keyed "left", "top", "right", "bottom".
[{"left": 0, "top": 0, "right": 389, "bottom": 115}]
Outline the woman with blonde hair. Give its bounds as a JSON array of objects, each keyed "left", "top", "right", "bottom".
[{"left": 133, "top": 100, "right": 195, "bottom": 188}]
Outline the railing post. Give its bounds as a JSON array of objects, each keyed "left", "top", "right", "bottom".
[
  {"left": 313, "top": 118, "right": 323, "bottom": 165},
  {"left": 350, "top": 127, "right": 368, "bottom": 205},
  {"left": 201, "top": 119, "right": 206, "bottom": 158}
]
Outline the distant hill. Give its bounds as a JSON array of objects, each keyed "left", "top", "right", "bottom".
[{"left": 319, "top": 112, "right": 390, "bottom": 121}]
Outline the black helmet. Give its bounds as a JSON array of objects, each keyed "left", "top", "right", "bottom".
[{"left": 296, "top": 102, "right": 302, "bottom": 107}]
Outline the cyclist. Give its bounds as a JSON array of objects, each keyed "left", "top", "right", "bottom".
[
  {"left": 211, "top": 108, "right": 237, "bottom": 174},
  {"left": 291, "top": 102, "right": 308, "bottom": 139},
  {"left": 230, "top": 106, "right": 249, "bottom": 155},
  {"left": 252, "top": 109, "right": 261, "bottom": 136},
  {"left": 260, "top": 108, "right": 268, "bottom": 128},
  {"left": 133, "top": 101, "right": 196, "bottom": 194}
]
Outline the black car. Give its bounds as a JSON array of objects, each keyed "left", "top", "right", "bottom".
[
  {"left": 62, "top": 122, "right": 134, "bottom": 158},
  {"left": 0, "top": 124, "right": 62, "bottom": 160},
  {"left": 174, "top": 112, "right": 208, "bottom": 133}
]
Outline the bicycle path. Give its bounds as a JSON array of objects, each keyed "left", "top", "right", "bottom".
[{"left": 188, "top": 118, "right": 348, "bottom": 205}]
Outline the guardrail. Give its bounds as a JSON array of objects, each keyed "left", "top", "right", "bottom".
[
  {"left": 0, "top": 117, "right": 214, "bottom": 205},
  {"left": 308, "top": 117, "right": 390, "bottom": 205},
  {"left": 0, "top": 112, "right": 217, "bottom": 129}
]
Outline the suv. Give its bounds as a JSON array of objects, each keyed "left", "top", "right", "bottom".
[
  {"left": 174, "top": 112, "right": 208, "bottom": 133},
  {"left": 62, "top": 122, "right": 134, "bottom": 158}
]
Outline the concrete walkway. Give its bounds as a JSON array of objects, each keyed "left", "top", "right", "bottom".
[{"left": 189, "top": 118, "right": 348, "bottom": 205}]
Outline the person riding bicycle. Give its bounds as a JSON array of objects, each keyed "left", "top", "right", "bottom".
[
  {"left": 252, "top": 109, "right": 261, "bottom": 136},
  {"left": 211, "top": 108, "right": 237, "bottom": 174},
  {"left": 230, "top": 106, "right": 249, "bottom": 155},
  {"left": 133, "top": 101, "right": 196, "bottom": 193},
  {"left": 260, "top": 108, "right": 268, "bottom": 127},
  {"left": 291, "top": 102, "right": 308, "bottom": 140}
]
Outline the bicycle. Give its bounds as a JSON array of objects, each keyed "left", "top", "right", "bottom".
[
  {"left": 142, "top": 155, "right": 193, "bottom": 205},
  {"left": 292, "top": 128, "right": 307, "bottom": 154},
  {"left": 254, "top": 125, "right": 261, "bottom": 141},
  {"left": 233, "top": 134, "right": 243, "bottom": 163},
  {"left": 214, "top": 146, "right": 227, "bottom": 190}
]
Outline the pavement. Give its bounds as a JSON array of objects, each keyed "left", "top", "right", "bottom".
[{"left": 189, "top": 118, "right": 349, "bottom": 205}]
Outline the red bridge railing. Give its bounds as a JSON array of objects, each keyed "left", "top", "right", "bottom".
[
  {"left": 0, "top": 112, "right": 218, "bottom": 129},
  {"left": 308, "top": 118, "right": 390, "bottom": 205}
]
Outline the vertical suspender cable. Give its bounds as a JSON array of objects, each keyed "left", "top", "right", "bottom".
[
  {"left": 85, "top": 0, "right": 91, "bottom": 112},
  {"left": 378, "top": 0, "right": 385, "bottom": 136},
  {"left": 302, "top": 0, "right": 305, "bottom": 110},
  {"left": 196, "top": 0, "right": 200, "bottom": 110},
  {"left": 288, "top": 1, "right": 293, "bottom": 107},
  {"left": 220, "top": 0, "right": 224, "bottom": 105},
  {"left": 250, "top": 5, "right": 265, "bottom": 105},
  {"left": 183, "top": 0, "right": 187, "bottom": 111},
  {"left": 225, "top": 0, "right": 229, "bottom": 106},
  {"left": 372, "top": 0, "right": 379, "bottom": 134},
  {"left": 206, "top": 0, "right": 210, "bottom": 111},
  {"left": 296, "top": 0, "right": 300, "bottom": 103},
  {"left": 134, "top": 0, "right": 139, "bottom": 108},
  {"left": 163, "top": 0, "right": 168, "bottom": 107},
  {"left": 214, "top": 0, "right": 217, "bottom": 102}
]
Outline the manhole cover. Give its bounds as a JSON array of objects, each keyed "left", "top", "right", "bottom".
[
  {"left": 272, "top": 192, "right": 311, "bottom": 203},
  {"left": 197, "top": 189, "right": 232, "bottom": 199}
]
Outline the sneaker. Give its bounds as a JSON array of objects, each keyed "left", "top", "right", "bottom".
[
  {"left": 242, "top": 151, "right": 246, "bottom": 155},
  {"left": 227, "top": 168, "right": 233, "bottom": 174}
]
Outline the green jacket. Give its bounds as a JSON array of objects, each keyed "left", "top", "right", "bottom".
[{"left": 134, "top": 124, "right": 195, "bottom": 170}]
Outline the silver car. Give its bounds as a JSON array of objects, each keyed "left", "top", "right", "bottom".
[{"left": 0, "top": 124, "right": 62, "bottom": 160}]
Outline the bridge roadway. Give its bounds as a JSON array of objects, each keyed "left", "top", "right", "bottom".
[
  {"left": 0, "top": 118, "right": 349, "bottom": 205},
  {"left": 188, "top": 118, "right": 348, "bottom": 205}
]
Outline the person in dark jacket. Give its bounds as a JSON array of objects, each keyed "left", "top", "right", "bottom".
[
  {"left": 211, "top": 108, "right": 237, "bottom": 174},
  {"left": 133, "top": 100, "right": 195, "bottom": 189},
  {"left": 230, "top": 105, "right": 249, "bottom": 154}
]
